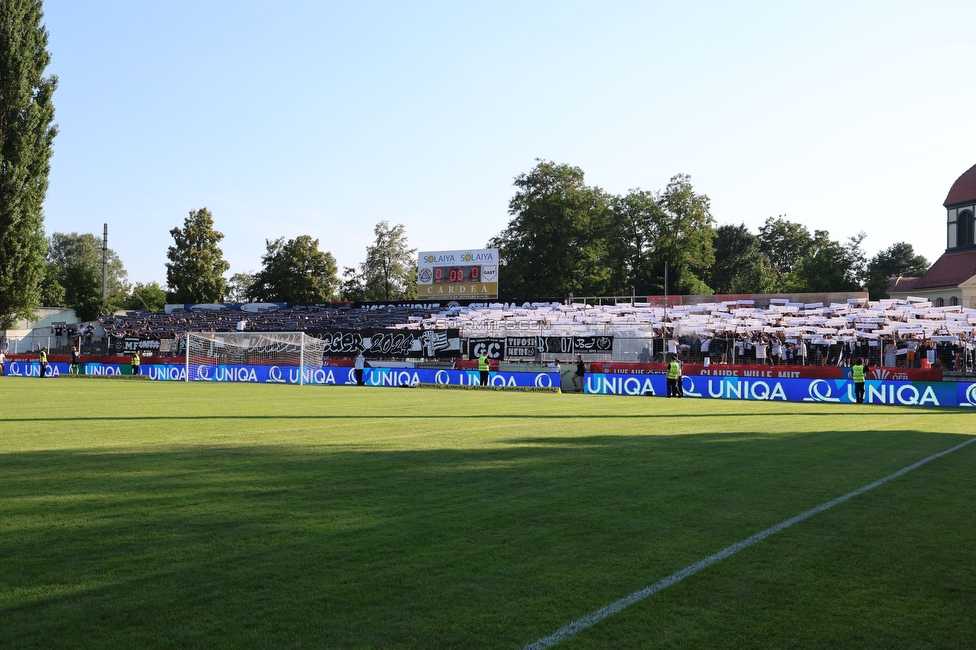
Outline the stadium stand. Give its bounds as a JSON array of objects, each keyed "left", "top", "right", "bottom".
[{"left": 6, "top": 296, "right": 976, "bottom": 372}]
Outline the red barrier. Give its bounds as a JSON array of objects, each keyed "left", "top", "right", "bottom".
[{"left": 588, "top": 362, "right": 943, "bottom": 381}]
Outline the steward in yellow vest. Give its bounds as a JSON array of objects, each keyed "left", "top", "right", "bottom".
[
  {"left": 478, "top": 353, "right": 490, "bottom": 386},
  {"left": 852, "top": 359, "right": 866, "bottom": 404},
  {"left": 666, "top": 357, "right": 682, "bottom": 398},
  {"left": 131, "top": 352, "right": 141, "bottom": 376},
  {"left": 38, "top": 348, "right": 48, "bottom": 378}
]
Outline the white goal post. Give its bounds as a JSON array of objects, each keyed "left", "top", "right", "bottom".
[{"left": 184, "top": 332, "right": 327, "bottom": 384}]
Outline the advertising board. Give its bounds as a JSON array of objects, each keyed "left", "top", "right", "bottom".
[{"left": 418, "top": 249, "right": 498, "bottom": 299}]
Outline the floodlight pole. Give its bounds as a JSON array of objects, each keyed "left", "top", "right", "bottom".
[
  {"left": 101, "top": 223, "right": 108, "bottom": 300},
  {"left": 664, "top": 261, "right": 669, "bottom": 323}
]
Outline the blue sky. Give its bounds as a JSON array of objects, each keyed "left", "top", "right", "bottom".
[{"left": 41, "top": 1, "right": 976, "bottom": 287}]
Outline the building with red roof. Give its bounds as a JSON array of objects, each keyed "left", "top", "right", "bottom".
[{"left": 889, "top": 164, "right": 976, "bottom": 307}]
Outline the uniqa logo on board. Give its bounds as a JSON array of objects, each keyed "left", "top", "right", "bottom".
[{"left": 963, "top": 383, "right": 976, "bottom": 407}]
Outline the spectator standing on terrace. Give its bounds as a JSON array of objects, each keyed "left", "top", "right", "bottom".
[
  {"left": 237, "top": 317, "right": 247, "bottom": 331},
  {"left": 573, "top": 355, "right": 586, "bottom": 392},
  {"left": 83, "top": 323, "right": 94, "bottom": 352},
  {"left": 771, "top": 336, "right": 782, "bottom": 366},
  {"left": 906, "top": 335, "right": 918, "bottom": 368},
  {"left": 478, "top": 352, "right": 490, "bottom": 386},
  {"left": 354, "top": 350, "right": 366, "bottom": 386},
  {"left": 666, "top": 334, "right": 677, "bottom": 359},
  {"left": 755, "top": 337, "right": 768, "bottom": 366},
  {"left": 884, "top": 337, "right": 897, "bottom": 367}
]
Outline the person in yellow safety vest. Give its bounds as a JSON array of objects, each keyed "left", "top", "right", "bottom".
[
  {"left": 131, "top": 351, "right": 141, "bottom": 376},
  {"left": 38, "top": 347, "right": 48, "bottom": 378},
  {"left": 851, "top": 357, "right": 867, "bottom": 404},
  {"left": 478, "top": 352, "right": 490, "bottom": 386},
  {"left": 666, "top": 355, "right": 681, "bottom": 398}
]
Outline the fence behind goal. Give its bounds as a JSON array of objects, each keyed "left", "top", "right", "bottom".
[{"left": 185, "top": 332, "right": 327, "bottom": 383}]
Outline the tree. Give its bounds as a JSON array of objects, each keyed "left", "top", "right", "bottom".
[
  {"left": 44, "top": 232, "right": 129, "bottom": 320},
  {"left": 122, "top": 282, "right": 167, "bottom": 312},
  {"left": 710, "top": 224, "right": 777, "bottom": 294},
  {"left": 248, "top": 235, "right": 339, "bottom": 302},
  {"left": 361, "top": 221, "right": 418, "bottom": 301},
  {"left": 604, "top": 189, "right": 663, "bottom": 295},
  {"left": 0, "top": 0, "right": 58, "bottom": 327},
  {"left": 489, "top": 161, "right": 611, "bottom": 300},
  {"left": 649, "top": 174, "right": 715, "bottom": 295},
  {"left": 340, "top": 266, "right": 366, "bottom": 302},
  {"left": 225, "top": 272, "right": 255, "bottom": 302},
  {"left": 757, "top": 216, "right": 813, "bottom": 288},
  {"left": 865, "top": 243, "right": 929, "bottom": 299},
  {"left": 790, "top": 231, "right": 867, "bottom": 292},
  {"left": 165, "top": 208, "right": 230, "bottom": 303}
]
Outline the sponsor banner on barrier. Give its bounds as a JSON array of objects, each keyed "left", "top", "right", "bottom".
[
  {"left": 175, "top": 364, "right": 560, "bottom": 389},
  {"left": 4, "top": 361, "right": 71, "bottom": 377},
  {"left": 1, "top": 361, "right": 557, "bottom": 388},
  {"left": 585, "top": 373, "right": 965, "bottom": 407},
  {"left": 589, "top": 363, "right": 943, "bottom": 381}
]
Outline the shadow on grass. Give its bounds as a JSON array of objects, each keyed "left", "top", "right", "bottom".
[{"left": 0, "top": 428, "right": 972, "bottom": 649}]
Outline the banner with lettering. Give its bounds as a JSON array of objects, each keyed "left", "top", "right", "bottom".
[{"left": 309, "top": 328, "right": 462, "bottom": 359}]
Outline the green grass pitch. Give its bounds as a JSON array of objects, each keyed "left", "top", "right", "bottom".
[{"left": 1, "top": 377, "right": 974, "bottom": 649}]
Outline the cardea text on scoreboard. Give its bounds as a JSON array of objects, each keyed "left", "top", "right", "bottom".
[{"left": 417, "top": 248, "right": 499, "bottom": 299}]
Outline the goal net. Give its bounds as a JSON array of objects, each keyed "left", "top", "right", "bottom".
[{"left": 185, "top": 331, "right": 327, "bottom": 384}]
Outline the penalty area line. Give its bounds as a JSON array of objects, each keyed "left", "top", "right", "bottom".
[{"left": 522, "top": 435, "right": 976, "bottom": 650}]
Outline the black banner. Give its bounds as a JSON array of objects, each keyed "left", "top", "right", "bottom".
[
  {"left": 467, "top": 338, "right": 505, "bottom": 360},
  {"left": 505, "top": 336, "right": 537, "bottom": 358},
  {"left": 111, "top": 336, "right": 164, "bottom": 354},
  {"left": 574, "top": 336, "right": 613, "bottom": 353},
  {"left": 533, "top": 336, "right": 613, "bottom": 356},
  {"left": 309, "top": 328, "right": 462, "bottom": 359}
]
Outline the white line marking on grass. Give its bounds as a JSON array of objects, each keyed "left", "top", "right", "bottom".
[{"left": 523, "top": 436, "right": 976, "bottom": 650}]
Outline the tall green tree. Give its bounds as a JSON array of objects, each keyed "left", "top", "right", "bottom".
[
  {"left": 790, "top": 231, "right": 867, "bottom": 292},
  {"left": 605, "top": 189, "right": 662, "bottom": 295},
  {"left": 225, "top": 272, "right": 255, "bottom": 302},
  {"left": 0, "top": 0, "right": 58, "bottom": 327},
  {"left": 248, "top": 235, "right": 339, "bottom": 303},
  {"left": 865, "top": 242, "right": 929, "bottom": 299},
  {"left": 650, "top": 174, "right": 715, "bottom": 295},
  {"left": 710, "top": 223, "right": 777, "bottom": 294},
  {"left": 361, "top": 221, "right": 417, "bottom": 301},
  {"left": 44, "top": 232, "right": 129, "bottom": 319},
  {"left": 122, "top": 281, "right": 167, "bottom": 312},
  {"left": 489, "top": 161, "right": 611, "bottom": 300},
  {"left": 340, "top": 266, "right": 366, "bottom": 302},
  {"left": 757, "top": 216, "right": 813, "bottom": 288},
  {"left": 165, "top": 208, "right": 230, "bottom": 303}
]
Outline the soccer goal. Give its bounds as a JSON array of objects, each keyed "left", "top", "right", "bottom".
[{"left": 184, "top": 331, "right": 327, "bottom": 384}]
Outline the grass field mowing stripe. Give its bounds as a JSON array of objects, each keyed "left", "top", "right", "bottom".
[{"left": 523, "top": 435, "right": 976, "bottom": 650}]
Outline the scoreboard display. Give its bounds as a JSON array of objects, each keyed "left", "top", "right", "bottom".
[{"left": 418, "top": 249, "right": 498, "bottom": 299}]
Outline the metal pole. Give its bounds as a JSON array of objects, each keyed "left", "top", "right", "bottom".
[{"left": 102, "top": 223, "right": 108, "bottom": 301}]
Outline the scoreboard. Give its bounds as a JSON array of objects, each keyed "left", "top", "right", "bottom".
[{"left": 418, "top": 249, "right": 498, "bottom": 299}]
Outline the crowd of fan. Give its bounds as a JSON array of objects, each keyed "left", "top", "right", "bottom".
[{"left": 39, "top": 297, "right": 976, "bottom": 371}]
